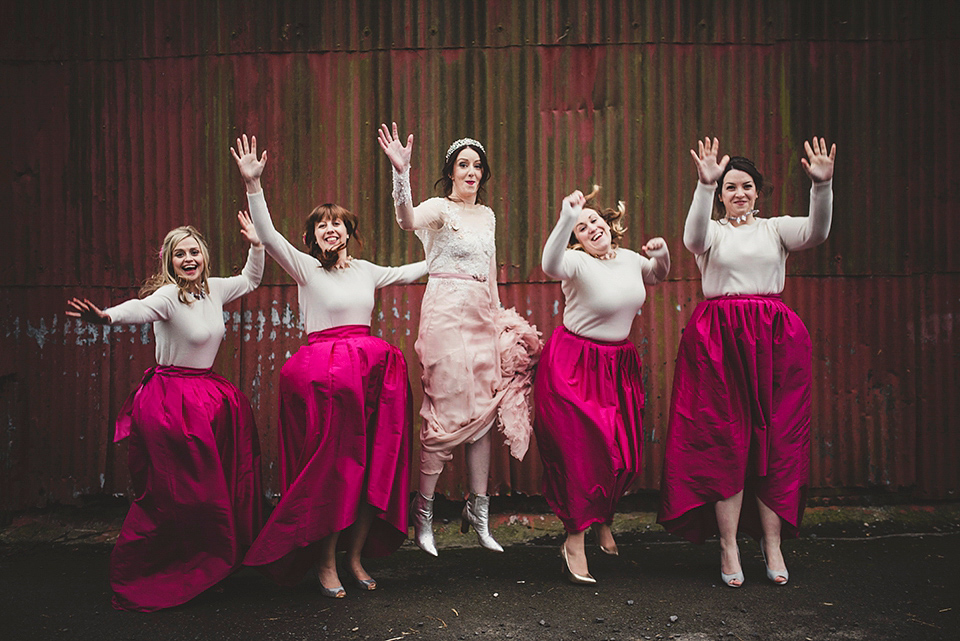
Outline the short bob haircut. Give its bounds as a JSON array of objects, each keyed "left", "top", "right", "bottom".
[
  {"left": 434, "top": 141, "right": 492, "bottom": 204},
  {"left": 714, "top": 156, "right": 770, "bottom": 218},
  {"left": 302, "top": 203, "right": 363, "bottom": 269},
  {"left": 567, "top": 200, "right": 629, "bottom": 251},
  {"left": 140, "top": 225, "right": 212, "bottom": 303}
]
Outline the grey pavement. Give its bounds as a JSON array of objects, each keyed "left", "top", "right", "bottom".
[{"left": 1, "top": 502, "right": 959, "bottom": 641}]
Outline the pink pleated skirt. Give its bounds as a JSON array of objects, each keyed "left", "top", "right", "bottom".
[
  {"left": 534, "top": 326, "right": 645, "bottom": 533},
  {"left": 657, "top": 295, "right": 812, "bottom": 544},
  {"left": 110, "top": 365, "right": 263, "bottom": 612},
  {"left": 243, "top": 325, "right": 412, "bottom": 586}
]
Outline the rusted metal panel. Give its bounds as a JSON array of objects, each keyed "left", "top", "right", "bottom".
[
  {"left": 2, "top": 0, "right": 958, "bottom": 509},
  {"left": 7, "top": 34, "right": 959, "bottom": 287},
  {"left": 4, "top": 1, "right": 958, "bottom": 62},
  {"left": 914, "top": 275, "right": 960, "bottom": 500},
  {"left": 789, "top": 278, "right": 918, "bottom": 493}
]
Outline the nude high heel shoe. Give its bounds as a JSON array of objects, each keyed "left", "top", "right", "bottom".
[
  {"left": 560, "top": 542, "right": 596, "bottom": 585},
  {"left": 592, "top": 523, "right": 619, "bottom": 556},
  {"left": 460, "top": 494, "right": 504, "bottom": 552},
  {"left": 411, "top": 492, "right": 438, "bottom": 557}
]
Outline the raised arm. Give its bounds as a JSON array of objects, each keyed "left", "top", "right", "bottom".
[
  {"left": 231, "top": 134, "right": 315, "bottom": 285},
  {"left": 541, "top": 191, "right": 585, "bottom": 280},
  {"left": 683, "top": 137, "right": 729, "bottom": 255},
  {"left": 378, "top": 122, "right": 444, "bottom": 231},
  {"left": 215, "top": 210, "right": 266, "bottom": 305},
  {"left": 640, "top": 237, "right": 671, "bottom": 285},
  {"left": 777, "top": 137, "right": 836, "bottom": 251}
]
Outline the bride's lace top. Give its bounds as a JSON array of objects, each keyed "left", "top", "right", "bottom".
[{"left": 414, "top": 197, "right": 496, "bottom": 279}]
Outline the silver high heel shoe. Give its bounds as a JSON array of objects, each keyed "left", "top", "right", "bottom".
[
  {"left": 410, "top": 492, "right": 438, "bottom": 557},
  {"left": 317, "top": 573, "right": 346, "bottom": 598},
  {"left": 720, "top": 547, "right": 744, "bottom": 588},
  {"left": 460, "top": 494, "right": 504, "bottom": 552},
  {"left": 760, "top": 539, "right": 789, "bottom": 585},
  {"left": 353, "top": 577, "right": 377, "bottom": 591}
]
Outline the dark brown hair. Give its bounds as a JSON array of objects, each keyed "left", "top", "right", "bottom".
[
  {"left": 434, "top": 142, "right": 492, "bottom": 204},
  {"left": 714, "top": 156, "right": 770, "bottom": 217},
  {"left": 302, "top": 204, "right": 362, "bottom": 269}
]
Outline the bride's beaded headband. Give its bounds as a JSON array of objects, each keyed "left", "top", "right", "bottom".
[{"left": 445, "top": 138, "right": 486, "bottom": 162}]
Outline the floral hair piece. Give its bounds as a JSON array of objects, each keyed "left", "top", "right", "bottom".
[{"left": 445, "top": 138, "right": 486, "bottom": 162}]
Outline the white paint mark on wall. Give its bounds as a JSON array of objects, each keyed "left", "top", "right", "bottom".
[{"left": 26, "top": 317, "right": 52, "bottom": 348}]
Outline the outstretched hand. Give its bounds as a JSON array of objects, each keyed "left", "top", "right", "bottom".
[
  {"left": 378, "top": 122, "right": 413, "bottom": 173},
  {"left": 800, "top": 137, "right": 836, "bottom": 183},
  {"left": 237, "top": 210, "right": 261, "bottom": 247},
  {"left": 230, "top": 134, "right": 267, "bottom": 185},
  {"left": 690, "top": 137, "right": 729, "bottom": 185},
  {"left": 641, "top": 237, "right": 669, "bottom": 259},
  {"left": 66, "top": 297, "right": 110, "bottom": 325},
  {"left": 560, "top": 190, "right": 586, "bottom": 219}
]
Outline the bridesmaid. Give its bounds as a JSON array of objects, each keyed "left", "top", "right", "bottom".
[
  {"left": 66, "top": 216, "right": 265, "bottom": 611},
  {"left": 536, "top": 187, "right": 669, "bottom": 584},
  {"left": 232, "top": 134, "right": 427, "bottom": 597},
  {"left": 658, "top": 137, "right": 835, "bottom": 587}
]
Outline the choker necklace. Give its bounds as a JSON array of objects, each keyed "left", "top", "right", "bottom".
[
  {"left": 726, "top": 209, "right": 758, "bottom": 225},
  {"left": 595, "top": 250, "right": 617, "bottom": 261},
  {"left": 333, "top": 256, "right": 353, "bottom": 270}
]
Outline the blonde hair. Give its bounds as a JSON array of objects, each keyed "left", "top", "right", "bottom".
[
  {"left": 140, "top": 226, "right": 212, "bottom": 303},
  {"left": 567, "top": 185, "right": 628, "bottom": 251}
]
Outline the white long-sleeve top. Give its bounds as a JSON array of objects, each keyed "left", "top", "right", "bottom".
[
  {"left": 683, "top": 180, "right": 833, "bottom": 298},
  {"left": 541, "top": 210, "right": 666, "bottom": 342},
  {"left": 247, "top": 191, "right": 428, "bottom": 332},
  {"left": 104, "top": 246, "right": 265, "bottom": 369}
]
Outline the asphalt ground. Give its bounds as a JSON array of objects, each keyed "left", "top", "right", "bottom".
[{"left": 2, "top": 501, "right": 959, "bottom": 641}]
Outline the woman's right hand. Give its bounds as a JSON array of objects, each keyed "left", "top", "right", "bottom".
[
  {"left": 560, "top": 190, "right": 586, "bottom": 219},
  {"left": 689, "top": 137, "right": 729, "bottom": 185},
  {"left": 66, "top": 298, "right": 110, "bottom": 325},
  {"left": 378, "top": 122, "right": 413, "bottom": 173},
  {"left": 230, "top": 134, "right": 267, "bottom": 188}
]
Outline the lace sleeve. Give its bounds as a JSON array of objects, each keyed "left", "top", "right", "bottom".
[{"left": 392, "top": 166, "right": 412, "bottom": 206}]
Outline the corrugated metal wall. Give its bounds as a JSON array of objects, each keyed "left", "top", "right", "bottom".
[{"left": 2, "top": 0, "right": 957, "bottom": 509}]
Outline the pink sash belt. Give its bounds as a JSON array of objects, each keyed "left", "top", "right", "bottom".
[{"left": 429, "top": 272, "right": 487, "bottom": 282}]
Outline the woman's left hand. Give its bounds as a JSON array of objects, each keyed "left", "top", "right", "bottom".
[
  {"left": 230, "top": 134, "right": 268, "bottom": 185},
  {"left": 642, "top": 237, "right": 668, "bottom": 259},
  {"left": 238, "top": 210, "right": 261, "bottom": 247},
  {"left": 801, "top": 137, "right": 836, "bottom": 183}
]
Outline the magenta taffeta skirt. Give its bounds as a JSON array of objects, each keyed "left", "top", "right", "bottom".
[
  {"left": 243, "top": 325, "right": 412, "bottom": 586},
  {"left": 657, "top": 295, "right": 812, "bottom": 544},
  {"left": 534, "top": 326, "right": 645, "bottom": 534},
  {"left": 110, "top": 365, "right": 264, "bottom": 612}
]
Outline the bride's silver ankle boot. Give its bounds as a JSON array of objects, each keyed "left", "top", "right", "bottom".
[
  {"left": 411, "top": 492, "right": 438, "bottom": 557},
  {"left": 460, "top": 494, "right": 503, "bottom": 552}
]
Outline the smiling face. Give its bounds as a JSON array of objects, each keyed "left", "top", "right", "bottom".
[
  {"left": 719, "top": 169, "right": 758, "bottom": 218},
  {"left": 573, "top": 207, "right": 613, "bottom": 257},
  {"left": 449, "top": 147, "right": 484, "bottom": 202},
  {"left": 314, "top": 216, "right": 348, "bottom": 252},
  {"left": 171, "top": 236, "right": 205, "bottom": 283}
]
